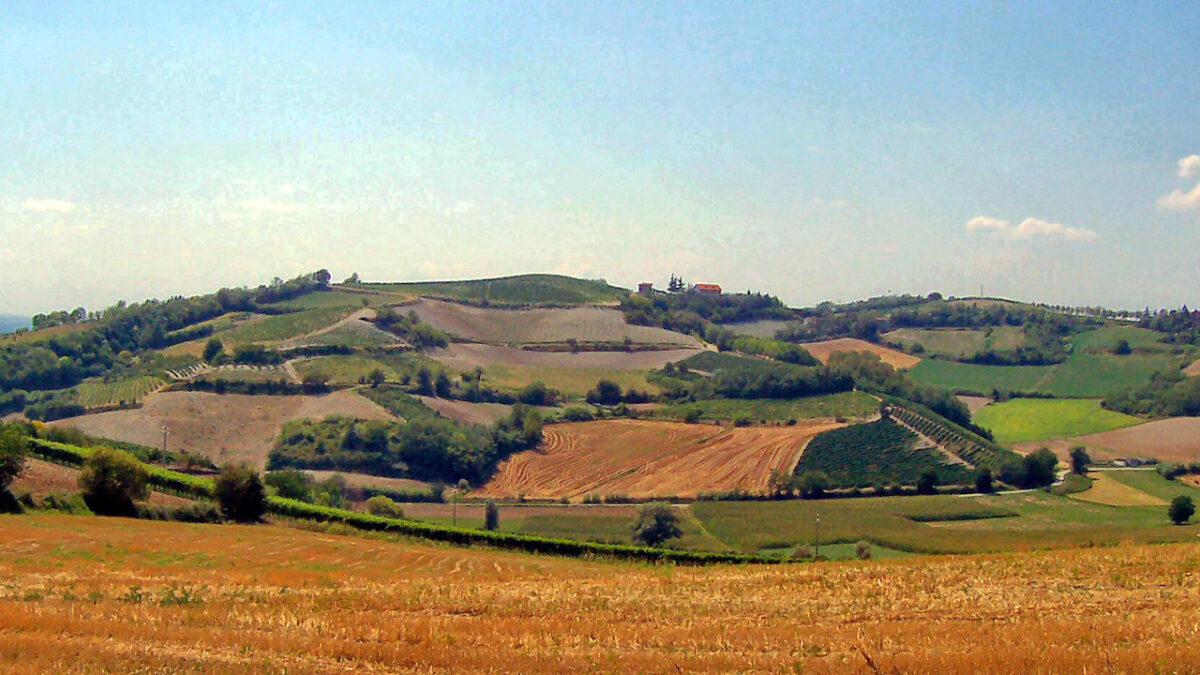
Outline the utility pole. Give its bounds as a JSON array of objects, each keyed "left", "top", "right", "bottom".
[
  {"left": 161, "top": 425, "right": 169, "bottom": 456},
  {"left": 815, "top": 514, "right": 821, "bottom": 559}
]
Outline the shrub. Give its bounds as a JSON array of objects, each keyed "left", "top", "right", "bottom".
[
  {"left": 630, "top": 502, "right": 682, "bottom": 547},
  {"left": 1069, "top": 446, "right": 1091, "bottom": 475},
  {"left": 974, "top": 467, "right": 994, "bottom": 494},
  {"left": 214, "top": 464, "right": 267, "bottom": 523},
  {"left": 0, "top": 424, "right": 26, "bottom": 491},
  {"left": 365, "top": 495, "right": 405, "bottom": 519},
  {"left": 41, "top": 492, "right": 92, "bottom": 514},
  {"left": 264, "top": 469, "right": 314, "bottom": 501},
  {"left": 681, "top": 407, "right": 703, "bottom": 423},
  {"left": 1169, "top": 496, "right": 1195, "bottom": 525},
  {"left": 855, "top": 540, "right": 872, "bottom": 560},
  {"left": 795, "top": 471, "right": 829, "bottom": 499},
  {"left": 79, "top": 447, "right": 150, "bottom": 516},
  {"left": 485, "top": 498, "right": 500, "bottom": 531},
  {"left": 916, "top": 470, "right": 939, "bottom": 495},
  {"left": 561, "top": 406, "right": 595, "bottom": 422},
  {"left": 790, "top": 544, "right": 814, "bottom": 560}
]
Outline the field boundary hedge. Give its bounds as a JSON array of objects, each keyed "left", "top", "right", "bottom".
[{"left": 23, "top": 438, "right": 779, "bottom": 566}]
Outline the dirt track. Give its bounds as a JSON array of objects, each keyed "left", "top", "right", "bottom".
[
  {"left": 476, "top": 418, "right": 842, "bottom": 500},
  {"left": 800, "top": 337, "right": 921, "bottom": 369},
  {"left": 52, "top": 391, "right": 398, "bottom": 470}
]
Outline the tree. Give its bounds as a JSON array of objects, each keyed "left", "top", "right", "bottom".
[
  {"left": 0, "top": 424, "right": 26, "bottom": 491},
  {"left": 916, "top": 470, "right": 939, "bottom": 495},
  {"left": 203, "top": 337, "right": 224, "bottom": 363},
  {"left": 631, "top": 502, "right": 682, "bottom": 547},
  {"left": 974, "top": 467, "right": 994, "bottom": 494},
  {"left": 768, "top": 469, "right": 794, "bottom": 498},
  {"left": 484, "top": 498, "right": 500, "bottom": 531},
  {"left": 214, "top": 464, "right": 267, "bottom": 522},
  {"left": 367, "top": 368, "right": 386, "bottom": 388},
  {"left": 415, "top": 367, "right": 434, "bottom": 396},
  {"left": 451, "top": 478, "right": 470, "bottom": 527},
  {"left": 1169, "top": 496, "right": 1195, "bottom": 525},
  {"left": 434, "top": 372, "right": 453, "bottom": 398},
  {"left": 366, "top": 495, "right": 405, "bottom": 519},
  {"left": 1112, "top": 339, "right": 1132, "bottom": 355},
  {"left": 586, "top": 380, "right": 623, "bottom": 405},
  {"left": 79, "top": 447, "right": 149, "bottom": 516},
  {"left": 264, "top": 469, "right": 312, "bottom": 501},
  {"left": 1069, "top": 446, "right": 1092, "bottom": 475},
  {"left": 796, "top": 471, "right": 829, "bottom": 499},
  {"left": 312, "top": 269, "right": 332, "bottom": 288}
]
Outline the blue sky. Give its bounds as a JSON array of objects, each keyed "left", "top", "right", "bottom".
[{"left": 2, "top": 1, "right": 1199, "bottom": 314}]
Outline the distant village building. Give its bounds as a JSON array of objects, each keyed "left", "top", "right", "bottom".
[
  {"left": 638, "top": 282, "right": 654, "bottom": 296},
  {"left": 693, "top": 283, "right": 722, "bottom": 296}
]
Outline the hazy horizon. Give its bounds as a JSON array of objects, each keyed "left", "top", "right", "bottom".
[{"left": 3, "top": 2, "right": 1199, "bottom": 315}]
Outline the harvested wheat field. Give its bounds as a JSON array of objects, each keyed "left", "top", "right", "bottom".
[
  {"left": 410, "top": 298, "right": 700, "bottom": 346},
  {"left": 51, "top": 391, "right": 397, "bottom": 469},
  {"left": 800, "top": 337, "right": 921, "bottom": 369},
  {"left": 1019, "top": 417, "right": 1200, "bottom": 464},
  {"left": 477, "top": 419, "right": 842, "bottom": 500},
  {"left": 430, "top": 342, "right": 704, "bottom": 371},
  {"left": 2, "top": 514, "right": 1200, "bottom": 673}
]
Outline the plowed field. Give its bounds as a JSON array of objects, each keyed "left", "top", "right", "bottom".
[
  {"left": 410, "top": 298, "right": 700, "bottom": 346},
  {"left": 1016, "top": 417, "right": 1200, "bottom": 464},
  {"left": 52, "top": 391, "right": 397, "bottom": 469},
  {"left": 800, "top": 337, "right": 920, "bottom": 369},
  {"left": 477, "top": 419, "right": 842, "bottom": 499}
]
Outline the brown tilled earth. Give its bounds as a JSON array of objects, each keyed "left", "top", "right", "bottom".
[
  {"left": 413, "top": 395, "right": 512, "bottom": 426},
  {"left": 430, "top": 342, "right": 704, "bottom": 371},
  {"left": 51, "top": 391, "right": 398, "bottom": 470},
  {"left": 800, "top": 337, "right": 921, "bottom": 369},
  {"left": 1015, "top": 417, "right": 1200, "bottom": 463},
  {"left": 410, "top": 298, "right": 701, "bottom": 346},
  {"left": 10, "top": 458, "right": 196, "bottom": 508},
  {"left": 476, "top": 418, "right": 843, "bottom": 500},
  {"left": 957, "top": 394, "right": 992, "bottom": 415}
]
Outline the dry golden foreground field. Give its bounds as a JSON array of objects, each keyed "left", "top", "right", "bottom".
[
  {"left": 477, "top": 419, "right": 842, "bottom": 500},
  {"left": 800, "top": 337, "right": 921, "bottom": 370},
  {"left": 2, "top": 515, "right": 1200, "bottom": 673},
  {"left": 52, "top": 391, "right": 397, "bottom": 469}
]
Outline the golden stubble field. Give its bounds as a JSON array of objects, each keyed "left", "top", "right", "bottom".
[{"left": 2, "top": 514, "right": 1199, "bottom": 673}]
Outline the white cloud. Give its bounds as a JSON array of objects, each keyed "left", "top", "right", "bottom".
[
  {"left": 21, "top": 198, "right": 76, "bottom": 213},
  {"left": 966, "top": 215, "right": 1098, "bottom": 242},
  {"left": 1157, "top": 182, "right": 1200, "bottom": 212},
  {"left": 1178, "top": 154, "right": 1200, "bottom": 179},
  {"left": 239, "top": 198, "right": 304, "bottom": 214}
]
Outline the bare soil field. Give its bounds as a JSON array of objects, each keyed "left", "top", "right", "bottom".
[
  {"left": 413, "top": 395, "right": 511, "bottom": 426},
  {"left": 477, "top": 419, "right": 842, "bottom": 500},
  {"left": 800, "top": 337, "right": 921, "bottom": 369},
  {"left": 410, "top": 298, "right": 700, "bottom": 346},
  {"left": 1017, "top": 417, "right": 1200, "bottom": 463},
  {"left": 2, "top": 515, "right": 1200, "bottom": 673},
  {"left": 51, "top": 391, "right": 397, "bottom": 469},
  {"left": 10, "top": 459, "right": 197, "bottom": 508},
  {"left": 957, "top": 394, "right": 992, "bottom": 415},
  {"left": 299, "top": 470, "right": 431, "bottom": 493},
  {"left": 430, "top": 342, "right": 703, "bottom": 371},
  {"left": 1185, "top": 358, "right": 1200, "bottom": 376},
  {"left": 721, "top": 319, "right": 791, "bottom": 339}
]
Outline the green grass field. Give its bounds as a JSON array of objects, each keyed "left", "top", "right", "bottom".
[
  {"left": 1071, "top": 326, "right": 1169, "bottom": 352},
  {"left": 221, "top": 307, "right": 353, "bottom": 345},
  {"left": 359, "top": 274, "right": 627, "bottom": 306},
  {"left": 293, "top": 355, "right": 400, "bottom": 384},
  {"left": 649, "top": 391, "right": 880, "bottom": 423},
  {"left": 883, "top": 328, "right": 987, "bottom": 359},
  {"left": 483, "top": 363, "right": 656, "bottom": 397},
  {"left": 74, "top": 376, "right": 163, "bottom": 408},
  {"left": 909, "top": 359, "right": 1053, "bottom": 394},
  {"left": 1105, "top": 470, "right": 1200, "bottom": 502},
  {"left": 974, "top": 398, "right": 1143, "bottom": 444},
  {"left": 691, "top": 476, "right": 1199, "bottom": 554},
  {"left": 1039, "top": 353, "right": 1177, "bottom": 397},
  {"left": 909, "top": 352, "right": 1174, "bottom": 398}
]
